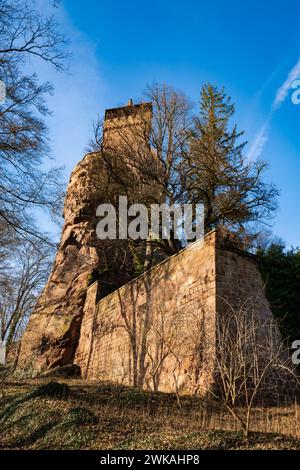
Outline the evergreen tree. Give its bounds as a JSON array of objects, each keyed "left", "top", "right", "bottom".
[
  {"left": 187, "top": 84, "right": 278, "bottom": 236},
  {"left": 257, "top": 242, "right": 300, "bottom": 346}
]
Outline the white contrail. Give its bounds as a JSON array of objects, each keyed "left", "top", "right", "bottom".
[
  {"left": 273, "top": 58, "right": 300, "bottom": 110},
  {"left": 247, "top": 57, "right": 300, "bottom": 160},
  {"left": 246, "top": 119, "right": 271, "bottom": 161}
]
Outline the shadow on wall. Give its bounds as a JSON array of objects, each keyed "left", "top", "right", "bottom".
[{"left": 75, "top": 234, "right": 217, "bottom": 395}]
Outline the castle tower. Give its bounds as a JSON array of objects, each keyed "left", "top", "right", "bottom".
[{"left": 103, "top": 100, "right": 152, "bottom": 152}]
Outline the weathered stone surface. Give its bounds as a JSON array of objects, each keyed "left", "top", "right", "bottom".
[
  {"left": 6, "top": 341, "right": 20, "bottom": 365},
  {"left": 75, "top": 233, "right": 217, "bottom": 394},
  {"left": 75, "top": 231, "right": 298, "bottom": 400},
  {"left": 15, "top": 152, "right": 131, "bottom": 377},
  {"left": 16, "top": 101, "right": 156, "bottom": 378},
  {"left": 40, "top": 364, "right": 81, "bottom": 379}
]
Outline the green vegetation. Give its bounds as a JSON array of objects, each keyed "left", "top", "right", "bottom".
[
  {"left": 257, "top": 243, "right": 300, "bottom": 345},
  {"left": 0, "top": 379, "right": 299, "bottom": 450}
]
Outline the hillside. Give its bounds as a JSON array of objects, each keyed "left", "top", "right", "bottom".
[{"left": 0, "top": 378, "right": 300, "bottom": 450}]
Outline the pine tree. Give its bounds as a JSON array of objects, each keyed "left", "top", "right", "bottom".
[
  {"left": 187, "top": 84, "right": 278, "bottom": 236},
  {"left": 257, "top": 242, "right": 300, "bottom": 345}
]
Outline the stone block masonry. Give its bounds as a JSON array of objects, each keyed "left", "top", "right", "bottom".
[
  {"left": 75, "top": 232, "right": 217, "bottom": 394},
  {"left": 75, "top": 231, "right": 297, "bottom": 398}
]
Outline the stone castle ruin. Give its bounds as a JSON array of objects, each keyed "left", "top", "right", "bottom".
[{"left": 16, "top": 101, "right": 298, "bottom": 401}]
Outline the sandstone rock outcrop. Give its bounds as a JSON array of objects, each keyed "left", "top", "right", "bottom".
[
  {"left": 16, "top": 101, "right": 155, "bottom": 377},
  {"left": 16, "top": 152, "right": 132, "bottom": 376}
]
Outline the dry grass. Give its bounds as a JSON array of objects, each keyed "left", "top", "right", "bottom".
[{"left": 0, "top": 378, "right": 299, "bottom": 450}]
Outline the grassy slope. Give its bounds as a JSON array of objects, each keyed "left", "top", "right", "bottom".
[{"left": 0, "top": 379, "right": 299, "bottom": 450}]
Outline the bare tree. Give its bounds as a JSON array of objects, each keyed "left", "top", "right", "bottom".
[
  {"left": 0, "top": 0, "right": 67, "bottom": 70},
  {"left": 204, "top": 300, "right": 299, "bottom": 438},
  {"left": 89, "top": 83, "right": 278, "bottom": 257},
  {"left": 0, "top": 240, "right": 54, "bottom": 346},
  {"left": 0, "top": 0, "right": 67, "bottom": 244},
  {"left": 88, "top": 83, "right": 193, "bottom": 260},
  {"left": 89, "top": 84, "right": 192, "bottom": 207}
]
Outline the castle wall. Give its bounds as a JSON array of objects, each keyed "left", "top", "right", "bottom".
[
  {"left": 14, "top": 98, "right": 297, "bottom": 397},
  {"left": 216, "top": 247, "right": 276, "bottom": 325},
  {"left": 75, "top": 231, "right": 298, "bottom": 399},
  {"left": 74, "top": 232, "right": 217, "bottom": 394},
  {"left": 215, "top": 247, "right": 297, "bottom": 401}
]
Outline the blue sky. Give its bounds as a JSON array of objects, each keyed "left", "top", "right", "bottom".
[{"left": 36, "top": 0, "right": 300, "bottom": 247}]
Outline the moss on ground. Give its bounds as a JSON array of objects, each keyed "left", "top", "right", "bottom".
[{"left": 0, "top": 379, "right": 299, "bottom": 450}]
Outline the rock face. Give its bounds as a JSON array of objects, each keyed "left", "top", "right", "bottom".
[
  {"left": 16, "top": 152, "right": 133, "bottom": 376},
  {"left": 16, "top": 153, "right": 97, "bottom": 375},
  {"left": 16, "top": 101, "right": 154, "bottom": 377}
]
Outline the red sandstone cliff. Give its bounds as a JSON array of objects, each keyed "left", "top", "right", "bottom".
[{"left": 15, "top": 152, "right": 133, "bottom": 376}]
